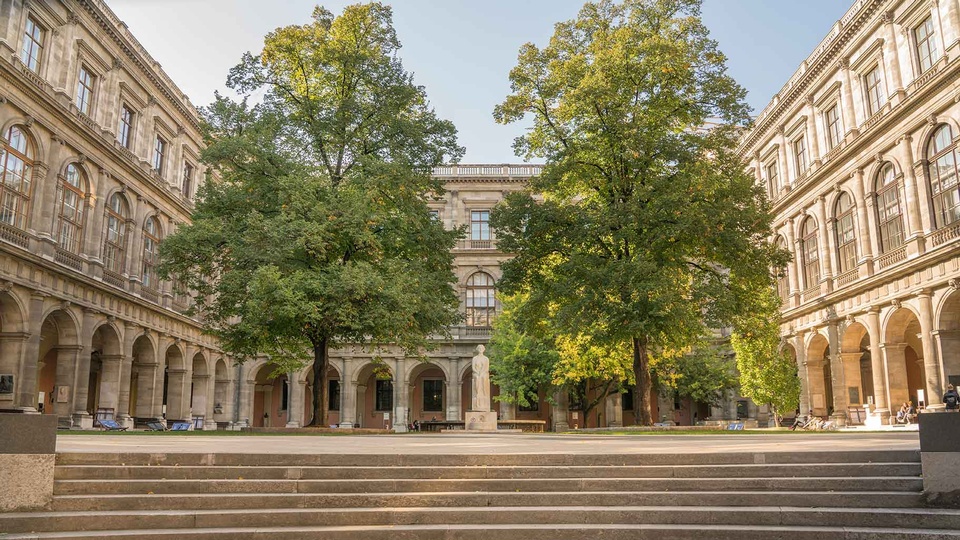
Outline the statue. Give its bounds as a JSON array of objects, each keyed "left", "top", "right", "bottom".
[{"left": 472, "top": 344, "right": 491, "bottom": 412}]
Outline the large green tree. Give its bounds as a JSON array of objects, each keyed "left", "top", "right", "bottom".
[
  {"left": 732, "top": 288, "right": 801, "bottom": 426},
  {"left": 159, "top": 4, "right": 464, "bottom": 427},
  {"left": 491, "top": 0, "right": 786, "bottom": 425}
]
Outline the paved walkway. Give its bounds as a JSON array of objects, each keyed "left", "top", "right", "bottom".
[{"left": 57, "top": 432, "right": 920, "bottom": 455}]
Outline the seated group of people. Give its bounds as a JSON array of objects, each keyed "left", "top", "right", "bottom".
[{"left": 894, "top": 402, "right": 918, "bottom": 425}]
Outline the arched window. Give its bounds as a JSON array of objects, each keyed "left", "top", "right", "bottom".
[
  {"left": 0, "top": 126, "right": 35, "bottom": 229},
  {"left": 875, "top": 163, "right": 904, "bottom": 252},
  {"left": 834, "top": 192, "right": 857, "bottom": 274},
  {"left": 800, "top": 218, "right": 820, "bottom": 290},
  {"left": 141, "top": 216, "right": 161, "bottom": 290},
  {"left": 57, "top": 164, "right": 86, "bottom": 253},
  {"left": 928, "top": 124, "right": 960, "bottom": 228},
  {"left": 103, "top": 193, "right": 128, "bottom": 275},
  {"left": 465, "top": 272, "right": 496, "bottom": 327},
  {"left": 775, "top": 236, "right": 789, "bottom": 303}
]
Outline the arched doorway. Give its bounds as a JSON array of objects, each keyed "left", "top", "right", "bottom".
[
  {"left": 88, "top": 323, "right": 122, "bottom": 424},
  {"left": 303, "top": 364, "right": 340, "bottom": 427},
  {"left": 213, "top": 358, "right": 231, "bottom": 424},
  {"left": 162, "top": 344, "right": 187, "bottom": 422},
  {"left": 37, "top": 309, "right": 80, "bottom": 421},
  {"left": 938, "top": 291, "right": 960, "bottom": 390},
  {"left": 408, "top": 362, "right": 448, "bottom": 424},
  {"left": 190, "top": 352, "right": 209, "bottom": 428},
  {"left": 0, "top": 291, "right": 26, "bottom": 409},
  {"left": 806, "top": 333, "right": 831, "bottom": 417},
  {"left": 353, "top": 363, "right": 394, "bottom": 429},
  {"left": 129, "top": 335, "right": 157, "bottom": 420},
  {"left": 884, "top": 308, "right": 926, "bottom": 409},
  {"left": 252, "top": 364, "right": 288, "bottom": 428}
]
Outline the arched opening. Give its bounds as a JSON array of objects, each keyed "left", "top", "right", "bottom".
[
  {"left": 884, "top": 308, "right": 926, "bottom": 409},
  {"left": 927, "top": 124, "right": 960, "bottom": 229},
  {"left": 0, "top": 291, "right": 26, "bottom": 408},
  {"left": 252, "top": 364, "right": 288, "bottom": 428},
  {"left": 162, "top": 344, "right": 186, "bottom": 422},
  {"left": 353, "top": 362, "right": 394, "bottom": 429},
  {"left": 129, "top": 335, "right": 156, "bottom": 420},
  {"left": 37, "top": 310, "right": 80, "bottom": 421},
  {"left": 88, "top": 323, "right": 122, "bottom": 425},
  {"left": 408, "top": 362, "right": 447, "bottom": 424},
  {"left": 303, "top": 364, "right": 340, "bottom": 427},
  {"left": 938, "top": 291, "right": 960, "bottom": 389},
  {"left": 213, "top": 358, "right": 230, "bottom": 424},
  {"left": 0, "top": 125, "right": 36, "bottom": 230},
  {"left": 190, "top": 352, "right": 209, "bottom": 428},
  {"left": 806, "top": 334, "right": 831, "bottom": 417},
  {"left": 465, "top": 272, "right": 496, "bottom": 327},
  {"left": 840, "top": 322, "right": 872, "bottom": 422}
]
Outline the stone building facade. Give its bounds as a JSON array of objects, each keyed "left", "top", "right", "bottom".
[
  {"left": 740, "top": 0, "right": 960, "bottom": 425},
  {"left": 0, "top": 0, "right": 227, "bottom": 429}
]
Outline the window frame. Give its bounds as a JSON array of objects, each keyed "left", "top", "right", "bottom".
[
  {"left": 76, "top": 65, "right": 96, "bottom": 116},
  {"left": 875, "top": 163, "right": 905, "bottom": 252},
  {"left": 863, "top": 64, "right": 884, "bottom": 116},
  {"left": 465, "top": 272, "right": 496, "bottom": 327},
  {"left": 470, "top": 209, "right": 490, "bottom": 241},
  {"left": 793, "top": 136, "right": 807, "bottom": 175},
  {"left": 834, "top": 192, "right": 857, "bottom": 274},
  {"left": 375, "top": 379, "right": 393, "bottom": 412},
  {"left": 914, "top": 16, "right": 940, "bottom": 74},
  {"left": 103, "top": 193, "right": 128, "bottom": 275},
  {"left": 141, "top": 216, "right": 161, "bottom": 290},
  {"left": 0, "top": 125, "right": 35, "bottom": 230},
  {"left": 824, "top": 103, "right": 842, "bottom": 151},
  {"left": 182, "top": 161, "right": 195, "bottom": 199},
  {"left": 328, "top": 379, "right": 340, "bottom": 412},
  {"left": 800, "top": 218, "right": 821, "bottom": 290},
  {"left": 765, "top": 160, "right": 780, "bottom": 193},
  {"left": 56, "top": 164, "right": 86, "bottom": 253},
  {"left": 118, "top": 105, "right": 135, "bottom": 149},
  {"left": 19, "top": 16, "right": 44, "bottom": 74},
  {"left": 421, "top": 379, "right": 444, "bottom": 412},
  {"left": 927, "top": 124, "right": 960, "bottom": 229},
  {"left": 152, "top": 135, "right": 166, "bottom": 175}
]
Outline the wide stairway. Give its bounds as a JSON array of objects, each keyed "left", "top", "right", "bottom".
[{"left": 2, "top": 450, "right": 959, "bottom": 539}]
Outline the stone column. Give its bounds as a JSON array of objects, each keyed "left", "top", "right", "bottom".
[
  {"left": 934, "top": 329, "right": 960, "bottom": 386},
  {"left": 54, "top": 346, "right": 82, "bottom": 421},
  {"left": 355, "top": 384, "right": 367, "bottom": 428},
  {"left": 794, "top": 332, "right": 811, "bottom": 416},
  {"left": 286, "top": 373, "right": 303, "bottom": 428},
  {"left": 867, "top": 308, "right": 891, "bottom": 421},
  {"left": 881, "top": 342, "right": 910, "bottom": 409},
  {"left": 815, "top": 195, "right": 835, "bottom": 285},
  {"left": 604, "top": 392, "right": 623, "bottom": 428},
  {"left": 941, "top": 0, "right": 960, "bottom": 51},
  {"left": 446, "top": 378, "right": 462, "bottom": 421},
  {"left": 839, "top": 58, "right": 858, "bottom": 136},
  {"left": 840, "top": 351, "right": 865, "bottom": 406},
  {"left": 17, "top": 293, "right": 45, "bottom": 412},
  {"left": 851, "top": 168, "right": 877, "bottom": 274},
  {"left": 393, "top": 357, "right": 408, "bottom": 432},
  {"left": 784, "top": 218, "right": 800, "bottom": 304},
  {"left": 827, "top": 322, "right": 847, "bottom": 424},
  {"left": 70, "top": 308, "right": 97, "bottom": 428},
  {"left": 117, "top": 323, "right": 139, "bottom": 424},
  {"left": 204, "top": 366, "right": 218, "bottom": 429},
  {"left": 804, "top": 96, "right": 822, "bottom": 165},
  {"left": 897, "top": 136, "right": 926, "bottom": 254},
  {"left": 777, "top": 128, "right": 792, "bottom": 188},
  {"left": 339, "top": 379, "right": 357, "bottom": 429},
  {"left": 882, "top": 11, "right": 905, "bottom": 102},
  {"left": 552, "top": 389, "right": 570, "bottom": 432},
  {"left": 918, "top": 291, "right": 944, "bottom": 408}
]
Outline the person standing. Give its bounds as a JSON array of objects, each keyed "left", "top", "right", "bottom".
[{"left": 943, "top": 385, "right": 960, "bottom": 411}]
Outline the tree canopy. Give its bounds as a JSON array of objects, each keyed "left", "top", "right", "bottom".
[
  {"left": 159, "top": 3, "right": 464, "bottom": 427},
  {"left": 491, "top": 0, "right": 787, "bottom": 424}
]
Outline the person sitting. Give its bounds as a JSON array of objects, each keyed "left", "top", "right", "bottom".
[
  {"left": 412, "top": 419, "right": 420, "bottom": 432},
  {"left": 895, "top": 403, "right": 909, "bottom": 425},
  {"left": 906, "top": 402, "right": 917, "bottom": 424}
]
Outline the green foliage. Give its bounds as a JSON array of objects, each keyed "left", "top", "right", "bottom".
[
  {"left": 650, "top": 341, "right": 737, "bottom": 407},
  {"left": 159, "top": 3, "right": 464, "bottom": 427},
  {"left": 491, "top": 0, "right": 788, "bottom": 424},
  {"left": 488, "top": 294, "right": 558, "bottom": 409},
  {"left": 731, "top": 288, "right": 801, "bottom": 425}
]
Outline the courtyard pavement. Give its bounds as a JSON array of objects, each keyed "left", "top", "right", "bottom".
[{"left": 56, "top": 431, "right": 920, "bottom": 455}]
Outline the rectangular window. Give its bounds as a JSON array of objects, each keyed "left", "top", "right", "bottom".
[
  {"left": 20, "top": 17, "right": 43, "bottom": 73},
  {"left": 824, "top": 104, "right": 842, "bottom": 150},
  {"left": 375, "top": 379, "right": 393, "bottom": 412},
  {"left": 328, "top": 380, "right": 340, "bottom": 412},
  {"left": 280, "top": 379, "right": 289, "bottom": 411},
  {"left": 118, "top": 106, "right": 135, "bottom": 149},
  {"left": 182, "top": 162, "right": 194, "bottom": 198},
  {"left": 864, "top": 65, "right": 884, "bottom": 115},
  {"left": 793, "top": 137, "right": 807, "bottom": 173},
  {"left": 470, "top": 210, "right": 490, "bottom": 240},
  {"left": 76, "top": 66, "right": 95, "bottom": 115},
  {"left": 429, "top": 209, "right": 439, "bottom": 220},
  {"left": 621, "top": 389, "right": 634, "bottom": 411},
  {"left": 915, "top": 16, "right": 940, "bottom": 73},
  {"left": 422, "top": 379, "right": 443, "bottom": 412},
  {"left": 765, "top": 161, "right": 779, "bottom": 192},
  {"left": 153, "top": 136, "right": 166, "bottom": 174}
]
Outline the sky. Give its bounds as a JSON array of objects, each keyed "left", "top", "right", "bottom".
[{"left": 109, "top": 0, "right": 853, "bottom": 164}]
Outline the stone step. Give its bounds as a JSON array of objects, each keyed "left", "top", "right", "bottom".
[
  {"left": 50, "top": 490, "right": 928, "bottom": 512},
  {"left": 51, "top": 475, "right": 924, "bottom": 496},
  {"left": 53, "top": 450, "right": 921, "bottom": 467},
  {"left": 52, "top": 462, "right": 923, "bottom": 480},
  {"left": 4, "top": 506, "right": 960, "bottom": 534},
  {"left": 1, "top": 523, "right": 959, "bottom": 540}
]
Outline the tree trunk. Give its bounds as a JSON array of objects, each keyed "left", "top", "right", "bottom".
[
  {"left": 307, "top": 336, "right": 329, "bottom": 427},
  {"left": 633, "top": 336, "right": 653, "bottom": 426}
]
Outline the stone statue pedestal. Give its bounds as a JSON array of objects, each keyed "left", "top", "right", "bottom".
[{"left": 465, "top": 410, "right": 497, "bottom": 431}]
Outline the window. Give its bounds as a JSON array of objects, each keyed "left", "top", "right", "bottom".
[
  {"left": 928, "top": 125, "right": 960, "bottom": 228},
  {"left": 182, "top": 162, "right": 194, "bottom": 198},
  {"left": 280, "top": 377, "right": 289, "bottom": 411},
  {"left": 834, "top": 193, "right": 857, "bottom": 274},
  {"left": 775, "top": 237, "right": 789, "bottom": 302},
  {"left": 864, "top": 65, "right": 884, "bottom": 116},
  {"left": 915, "top": 16, "right": 940, "bottom": 73},
  {"left": 19, "top": 17, "right": 43, "bottom": 73},
  {"left": 793, "top": 137, "right": 807, "bottom": 174},
  {"left": 0, "top": 126, "right": 34, "bottom": 229},
  {"left": 765, "top": 160, "right": 780, "bottom": 193},
  {"left": 876, "top": 163, "right": 905, "bottom": 252},
  {"left": 103, "top": 193, "right": 128, "bottom": 275},
  {"left": 800, "top": 217, "right": 820, "bottom": 290},
  {"left": 422, "top": 379, "right": 443, "bottom": 412},
  {"left": 465, "top": 272, "right": 496, "bottom": 326},
  {"left": 328, "top": 380, "right": 340, "bottom": 411},
  {"left": 621, "top": 389, "right": 634, "bottom": 411},
  {"left": 57, "top": 164, "right": 86, "bottom": 253},
  {"left": 824, "top": 104, "right": 842, "bottom": 151},
  {"left": 152, "top": 136, "right": 166, "bottom": 175},
  {"left": 429, "top": 209, "right": 439, "bottom": 220},
  {"left": 118, "top": 106, "right": 135, "bottom": 149},
  {"left": 375, "top": 379, "right": 393, "bottom": 411},
  {"left": 76, "top": 66, "right": 95, "bottom": 115},
  {"left": 141, "top": 216, "right": 161, "bottom": 290},
  {"left": 470, "top": 210, "right": 490, "bottom": 240}
]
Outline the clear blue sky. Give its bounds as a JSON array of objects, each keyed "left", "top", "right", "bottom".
[{"left": 110, "top": 0, "right": 852, "bottom": 164}]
